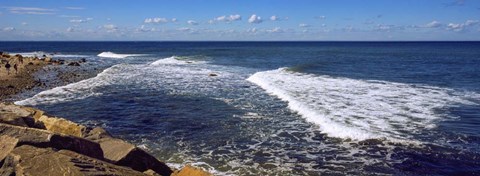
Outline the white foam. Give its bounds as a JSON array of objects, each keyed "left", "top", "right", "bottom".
[
  {"left": 97, "top": 51, "right": 145, "bottom": 59},
  {"left": 150, "top": 56, "right": 206, "bottom": 65},
  {"left": 247, "top": 68, "right": 478, "bottom": 141},
  {"left": 15, "top": 64, "right": 128, "bottom": 106},
  {"left": 13, "top": 51, "right": 88, "bottom": 58}
]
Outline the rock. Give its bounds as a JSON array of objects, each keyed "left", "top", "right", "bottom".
[
  {"left": 208, "top": 73, "right": 218, "bottom": 77},
  {"left": 68, "top": 62, "right": 81, "bottom": 66},
  {"left": 44, "top": 57, "right": 52, "bottom": 62},
  {"left": 37, "top": 115, "right": 86, "bottom": 137},
  {"left": 84, "top": 127, "right": 112, "bottom": 141},
  {"left": 95, "top": 137, "right": 172, "bottom": 175},
  {"left": 1, "top": 145, "right": 146, "bottom": 176},
  {"left": 80, "top": 58, "right": 87, "bottom": 63},
  {"left": 0, "top": 123, "right": 103, "bottom": 160},
  {"left": 144, "top": 169, "right": 161, "bottom": 176},
  {"left": 172, "top": 165, "right": 212, "bottom": 176},
  {"left": 0, "top": 123, "right": 52, "bottom": 146},
  {"left": 0, "top": 103, "right": 36, "bottom": 127},
  {"left": 0, "top": 135, "right": 18, "bottom": 162}
]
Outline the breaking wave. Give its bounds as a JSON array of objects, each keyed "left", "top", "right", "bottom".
[{"left": 247, "top": 68, "right": 478, "bottom": 141}]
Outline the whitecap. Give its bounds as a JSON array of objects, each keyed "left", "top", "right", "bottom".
[
  {"left": 247, "top": 68, "right": 478, "bottom": 141},
  {"left": 97, "top": 51, "right": 145, "bottom": 59}
]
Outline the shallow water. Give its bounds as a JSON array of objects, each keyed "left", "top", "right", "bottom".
[{"left": 2, "top": 42, "right": 480, "bottom": 175}]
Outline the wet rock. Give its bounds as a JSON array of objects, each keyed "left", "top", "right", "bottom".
[
  {"left": 1, "top": 145, "right": 146, "bottom": 176},
  {"left": 68, "top": 62, "right": 81, "bottom": 66},
  {"left": 80, "top": 58, "right": 87, "bottom": 63},
  {"left": 172, "top": 165, "right": 212, "bottom": 176},
  {"left": 208, "top": 73, "right": 218, "bottom": 77},
  {"left": 95, "top": 137, "right": 172, "bottom": 175}
]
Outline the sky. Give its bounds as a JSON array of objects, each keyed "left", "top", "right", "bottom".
[{"left": 0, "top": 0, "right": 479, "bottom": 41}]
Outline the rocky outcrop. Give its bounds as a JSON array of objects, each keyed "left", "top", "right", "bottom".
[{"left": 0, "top": 102, "right": 212, "bottom": 176}]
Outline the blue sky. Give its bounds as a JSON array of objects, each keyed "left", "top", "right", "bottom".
[{"left": 0, "top": 0, "right": 479, "bottom": 41}]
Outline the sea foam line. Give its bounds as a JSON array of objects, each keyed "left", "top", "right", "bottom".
[{"left": 247, "top": 68, "right": 478, "bottom": 141}]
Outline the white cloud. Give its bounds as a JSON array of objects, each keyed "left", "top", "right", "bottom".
[
  {"left": 315, "top": 16, "right": 326, "bottom": 20},
  {"left": 247, "top": 27, "right": 257, "bottom": 33},
  {"left": 144, "top": 17, "right": 169, "bottom": 24},
  {"left": 171, "top": 18, "right": 178, "bottom": 22},
  {"left": 7, "top": 7, "right": 55, "bottom": 15},
  {"left": 270, "top": 16, "right": 278, "bottom": 21},
  {"left": 64, "top": 7, "right": 85, "bottom": 10},
  {"left": 270, "top": 15, "right": 288, "bottom": 21},
  {"left": 299, "top": 23, "right": 310, "bottom": 28},
  {"left": 465, "top": 20, "right": 479, "bottom": 26},
  {"left": 266, "top": 27, "right": 282, "bottom": 33},
  {"left": 425, "top": 21, "right": 442, "bottom": 28},
  {"left": 248, "top": 14, "right": 263, "bottom": 24},
  {"left": 187, "top": 20, "right": 198, "bottom": 25},
  {"left": 103, "top": 24, "right": 118, "bottom": 32},
  {"left": 66, "top": 27, "right": 74, "bottom": 32},
  {"left": 136, "top": 25, "right": 155, "bottom": 32},
  {"left": 213, "top": 14, "right": 242, "bottom": 23},
  {"left": 177, "top": 27, "right": 192, "bottom": 32},
  {"left": 21, "top": 22, "right": 28, "bottom": 25},
  {"left": 447, "top": 20, "right": 479, "bottom": 32},
  {"left": 2, "top": 27, "right": 15, "bottom": 32},
  {"left": 70, "top": 18, "right": 93, "bottom": 23}
]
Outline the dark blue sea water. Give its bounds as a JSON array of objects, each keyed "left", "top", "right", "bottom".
[{"left": 2, "top": 42, "right": 480, "bottom": 175}]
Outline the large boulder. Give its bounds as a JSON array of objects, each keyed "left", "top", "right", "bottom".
[
  {"left": 172, "top": 165, "right": 212, "bottom": 176},
  {"left": 37, "top": 115, "right": 86, "bottom": 137},
  {"left": 1, "top": 145, "right": 147, "bottom": 176},
  {"left": 95, "top": 137, "right": 172, "bottom": 176},
  {"left": 0, "top": 123, "right": 103, "bottom": 160}
]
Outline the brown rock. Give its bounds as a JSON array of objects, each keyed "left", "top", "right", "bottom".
[
  {"left": 0, "top": 123, "right": 103, "bottom": 160},
  {"left": 0, "top": 103, "right": 35, "bottom": 127},
  {"left": 0, "top": 135, "right": 18, "bottom": 162},
  {"left": 172, "top": 165, "right": 212, "bottom": 176},
  {"left": 84, "top": 127, "right": 112, "bottom": 141},
  {"left": 95, "top": 137, "right": 172, "bottom": 176},
  {"left": 37, "top": 115, "right": 86, "bottom": 137},
  {"left": 68, "top": 62, "right": 81, "bottom": 66},
  {"left": 44, "top": 57, "right": 52, "bottom": 62},
  {"left": 1, "top": 145, "right": 146, "bottom": 176}
]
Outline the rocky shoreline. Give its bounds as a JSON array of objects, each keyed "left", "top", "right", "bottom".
[{"left": 0, "top": 53, "right": 212, "bottom": 176}]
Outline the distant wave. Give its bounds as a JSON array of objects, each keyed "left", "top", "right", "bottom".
[
  {"left": 150, "top": 56, "right": 207, "bottom": 65},
  {"left": 97, "top": 51, "right": 145, "bottom": 59},
  {"left": 247, "top": 68, "right": 478, "bottom": 141}
]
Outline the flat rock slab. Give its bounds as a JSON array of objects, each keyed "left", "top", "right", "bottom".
[
  {"left": 0, "top": 123, "right": 103, "bottom": 160},
  {"left": 2, "top": 145, "right": 146, "bottom": 176},
  {"left": 0, "top": 135, "right": 18, "bottom": 162},
  {"left": 95, "top": 137, "right": 172, "bottom": 176}
]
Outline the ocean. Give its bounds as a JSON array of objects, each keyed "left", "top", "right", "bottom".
[{"left": 1, "top": 41, "right": 480, "bottom": 175}]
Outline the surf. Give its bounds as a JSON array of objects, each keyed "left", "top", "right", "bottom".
[{"left": 247, "top": 68, "right": 478, "bottom": 141}]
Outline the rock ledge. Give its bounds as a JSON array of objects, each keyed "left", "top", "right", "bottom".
[{"left": 0, "top": 102, "right": 212, "bottom": 176}]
